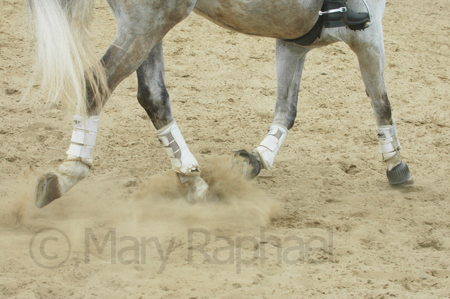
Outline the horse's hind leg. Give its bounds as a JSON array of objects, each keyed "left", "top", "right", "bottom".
[
  {"left": 35, "top": 0, "right": 198, "bottom": 208},
  {"left": 233, "top": 39, "right": 309, "bottom": 178},
  {"left": 136, "top": 41, "right": 217, "bottom": 203},
  {"left": 347, "top": 24, "right": 413, "bottom": 185}
]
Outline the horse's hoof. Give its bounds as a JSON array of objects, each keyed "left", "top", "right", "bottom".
[
  {"left": 387, "top": 161, "right": 414, "bottom": 186},
  {"left": 184, "top": 175, "right": 220, "bottom": 204},
  {"left": 202, "top": 189, "right": 220, "bottom": 204},
  {"left": 35, "top": 173, "right": 62, "bottom": 208},
  {"left": 187, "top": 185, "right": 220, "bottom": 204},
  {"left": 230, "top": 150, "right": 261, "bottom": 180}
]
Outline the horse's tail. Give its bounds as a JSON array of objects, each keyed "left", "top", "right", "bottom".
[{"left": 27, "top": 0, "right": 107, "bottom": 115}]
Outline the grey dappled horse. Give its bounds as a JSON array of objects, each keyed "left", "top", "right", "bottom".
[{"left": 28, "top": 0, "right": 413, "bottom": 208}]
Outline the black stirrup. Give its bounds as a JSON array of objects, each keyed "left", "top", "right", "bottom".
[
  {"left": 285, "top": 0, "right": 371, "bottom": 46},
  {"left": 320, "top": 0, "right": 371, "bottom": 30}
]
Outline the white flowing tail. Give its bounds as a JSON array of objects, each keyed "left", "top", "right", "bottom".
[{"left": 27, "top": 0, "right": 107, "bottom": 115}]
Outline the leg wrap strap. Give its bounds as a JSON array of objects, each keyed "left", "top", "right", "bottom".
[
  {"left": 377, "top": 119, "right": 401, "bottom": 161},
  {"left": 157, "top": 120, "right": 200, "bottom": 176},
  {"left": 66, "top": 115, "right": 100, "bottom": 164},
  {"left": 255, "top": 123, "right": 288, "bottom": 170}
]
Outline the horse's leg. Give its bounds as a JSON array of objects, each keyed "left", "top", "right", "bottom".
[
  {"left": 136, "top": 41, "right": 216, "bottom": 203},
  {"left": 233, "top": 39, "right": 309, "bottom": 179},
  {"left": 35, "top": 0, "right": 197, "bottom": 208},
  {"left": 346, "top": 19, "right": 413, "bottom": 185}
]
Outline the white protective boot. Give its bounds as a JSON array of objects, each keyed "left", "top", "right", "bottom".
[
  {"left": 156, "top": 120, "right": 218, "bottom": 203},
  {"left": 35, "top": 115, "right": 100, "bottom": 208},
  {"left": 377, "top": 119, "right": 413, "bottom": 185},
  {"left": 377, "top": 119, "right": 402, "bottom": 171},
  {"left": 255, "top": 123, "right": 288, "bottom": 170}
]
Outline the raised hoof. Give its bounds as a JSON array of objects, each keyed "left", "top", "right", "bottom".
[
  {"left": 387, "top": 162, "right": 414, "bottom": 186},
  {"left": 35, "top": 173, "right": 62, "bottom": 208},
  {"left": 231, "top": 150, "right": 261, "bottom": 180}
]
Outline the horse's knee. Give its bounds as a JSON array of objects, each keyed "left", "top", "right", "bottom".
[
  {"left": 137, "top": 77, "right": 172, "bottom": 128},
  {"left": 273, "top": 104, "right": 297, "bottom": 129},
  {"left": 137, "top": 79, "right": 169, "bottom": 105},
  {"left": 285, "top": 112, "right": 296, "bottom": 130},
  {"left": 371, "top": 92, "right": 392, "bottom": 125}
]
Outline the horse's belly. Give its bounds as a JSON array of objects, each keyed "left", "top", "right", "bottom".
[{"left": 193, "top": 0, "right": 322, "bottom": 39}]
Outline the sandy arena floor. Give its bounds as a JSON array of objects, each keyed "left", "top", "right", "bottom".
[{"left": 1, "top": 0, "right": 449, "bottom": 298}]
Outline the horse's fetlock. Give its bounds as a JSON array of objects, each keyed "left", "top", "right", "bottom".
[
  {"left": 255, "top": 123, "right": 288, "bottom": 170},
  {"left": 58, "top": 160, "right": 90, "bottom": 180},
  {"left": 377, "top": 119, "right": 402, "bottom": 169},
  {"left": 157, "top": 120, "right": 200, "bottom": 176},
  {"left": 56, "top": 160, "right": 90, "bottom": 195}
]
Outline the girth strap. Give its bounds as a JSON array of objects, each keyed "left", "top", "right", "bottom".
[
  {"left": 284, "top": 16, "right": 325, "bottom": 46},
  {"left": 285, "top": 0, "right": 371, "bottom": 46}
]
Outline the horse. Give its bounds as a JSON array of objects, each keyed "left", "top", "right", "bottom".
[{"left": 27, "top": 0, "right": 413, "bottom": 208}]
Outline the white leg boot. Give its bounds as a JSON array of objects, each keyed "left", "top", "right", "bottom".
[
  {"left": 255, "top": 123, "right": 288, "bottom": 170},
  {"left": 157, "top": 120, "right": 218, "bottom": 203},
  {"left": 377, "top": 119, "right": 413, "bottom": 185},
  {"left": 35, "top": 115, "right": 100, "bottom": 208}
]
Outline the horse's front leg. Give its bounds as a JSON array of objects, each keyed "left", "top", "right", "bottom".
[
  {"left": 137, "top": 41, "right": 217, "bottom": 203},
  {"left": 233, "top": 39, "right": 309, "bottom": 178},
  {"left": 347, "top": 22, "right": 413, "bottom": 185}
]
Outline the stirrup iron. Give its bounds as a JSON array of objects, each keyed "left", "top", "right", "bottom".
[{"left": 320, "top": 0, "right": 372, "bottom": 30}]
